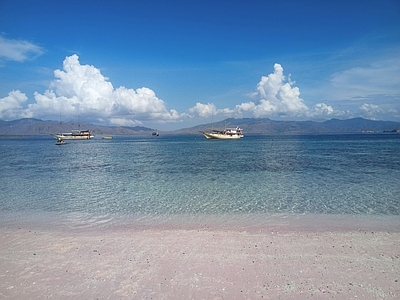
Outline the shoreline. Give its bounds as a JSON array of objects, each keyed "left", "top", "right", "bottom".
[
  {"left": 1, "top": 213, "right": 399, "bottom": 299},
  {"left": 1, "top": 211, "right": 400, "bottom": 232}
]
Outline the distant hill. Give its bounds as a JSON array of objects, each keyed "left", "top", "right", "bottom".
[
  {"left": 173, "top": 117, "right": 400, "bottom": 134},
  {"left": 1, "top": 117, "right": 400, "bottom": 136},
  {"left": 0, "top": 118, "right": 156, "bottom": 136}
]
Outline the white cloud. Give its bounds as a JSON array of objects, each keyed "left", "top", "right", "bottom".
[
  {"left": 0, "top": 90, "right": 32, "bottom": 119},
  {"left": 235, "top": 101, "right": 255, "bottom": 112},
  {"left": 187, "top": 102, "right": 217, "bottom": 118},
  {"left": 0, "top": 36, "right": 44, "bottom": 63},
  {"left": 312, "top": 103, "right": 335, "bottom": 116},
  {"left": 186, "top": 102, "right": 238, "bottom": 120},
  {"left": 27, "top": 54, "right": 180, "bottom": 125},
  {"left": 360, "top": 103, "right": 382, "bottom": 116},
  {"left": 109, "top": 117, "right": 143, "bottom": 127},
  {"left": 306, "top": 52, "right": 400, "bottom": 109},
  {"left": 188, "top": 63, "right": 348, "bottom": 121},
  {"left": 357, "top": 103, "right": 398, "bottom": 120},
  {"left": 252, "top": 64, "right": 308, "bottom": 117},
  {"left": 2, "top": 56, "right": 399, "bottom": 127},
  {"left": 330, "top": 60, "right": 400, "bottom": 100}
]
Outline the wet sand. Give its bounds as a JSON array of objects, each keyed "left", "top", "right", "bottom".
[{"left": 1, "top": 215, "right": 399, "bottom": 299}]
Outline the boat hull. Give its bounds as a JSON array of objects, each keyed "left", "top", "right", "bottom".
[
  {"left": 201, "top": 132, "right": 243, "bottom": 139},
  {"left": 53, "top": 134, "right": 94, "bottom": 140}
]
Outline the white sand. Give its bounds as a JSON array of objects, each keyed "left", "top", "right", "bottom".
[{"left": 1, "top": 216, "right": 399, "bottom": 299}]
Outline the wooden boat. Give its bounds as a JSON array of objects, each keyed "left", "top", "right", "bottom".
[
  {"left": 53, "top": 130, "right": 94, "bottom": 140},
  {"left": 200, "top": 126, "right": 243, "bottom": 139},
  {"left": 53, "top": 114, "right": 94, "bottom": 140}
]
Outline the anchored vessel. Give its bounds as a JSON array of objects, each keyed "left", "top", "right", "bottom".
[
  {"left": 53, "top": 129, "right": 94, "bottom": 140},
  {"left": 200, "top": 126, "right": 244, "bottom": 139}
]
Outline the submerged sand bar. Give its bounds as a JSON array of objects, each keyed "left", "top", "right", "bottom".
[{"left": 1, "top": 213, "right": 399, "bottom": 299}]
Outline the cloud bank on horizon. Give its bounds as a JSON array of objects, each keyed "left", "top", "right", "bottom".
[{"left": 0, "top": 51, "right": 399, "bottom": 128}]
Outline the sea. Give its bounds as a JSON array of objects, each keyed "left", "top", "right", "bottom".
[{"left": 1, "top": 133, "right": 400, "bottom": 231}]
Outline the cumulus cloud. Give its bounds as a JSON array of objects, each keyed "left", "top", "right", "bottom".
[
  {"left": 186, "top": 102, "right": 239, "bottom": 119},
  {"left": 0, "top": 90, "right": 32, "bottom": 119},
  {"left": 187, "top": 102, "right": 217, "bottom": 118},
  {"left": 189, "top": 61, "right": 399, "bottom": 119},
  {"left": 188, "top": 63, "right": 343, "bottom": 120},
  {"left": 360, "top": 103, "right": 382, "bottom": 116},
  {"left": 245, "top": 63, "right": 347, "bottom": 119},
  {"left": 250, "top": 64, "right": 308, "bottom": 117},
  {"left": 312, "top": 103, "right": 335, "bottom": 116},
  {"left": 357, "top": 103, "right": 394, "bottom": 120},
  {"left": 2, "top": 57, "right": 397, "bottom": 126},
  {"left": 27, "top": 54, "right": 180, "bottom": 125},
  {"left": 0, "top": 36, "right": 44, "bottom": 63}
]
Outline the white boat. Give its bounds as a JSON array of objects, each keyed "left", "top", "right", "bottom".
[
  {"left": 102, "top": 135, "right": 113, "bottom": 139},
  {"left": 53, "top": 113, "right": 94, "bottom": 140},
  {"left": 200, "top": 126, "right": 244, "bottom": 139},
  {"left": 53, "top": 129, "right": 94, "bottom": 140}
]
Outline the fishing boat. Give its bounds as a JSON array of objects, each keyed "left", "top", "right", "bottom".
[
  {"left": 200, "top": 126, "right": 244, "bottom": 139},
  {"left": 53, "top": 129, "right": 94, "bottom": 140},
  {"left": 152, "top": 131, "right": 159, "bottom": 136}
]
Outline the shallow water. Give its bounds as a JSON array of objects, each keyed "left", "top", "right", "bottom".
[{"left": 1, "top": 134, "right": 399, "bottom": 228}]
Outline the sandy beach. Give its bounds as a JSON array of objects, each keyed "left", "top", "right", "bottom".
[{"left": 1, "top": 215, "right": 399, "bottom": 299}]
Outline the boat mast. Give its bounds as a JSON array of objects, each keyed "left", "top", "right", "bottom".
[
  {"left": 59, "top": 112, "right": 62, "bottom": 134},
  {"left": 76, "top": 103, "right": 81, "bottom": 132}
]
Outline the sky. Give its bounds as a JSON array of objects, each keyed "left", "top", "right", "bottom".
[{"left": 0, "top": 0, "right": 399, "bottom": 130}]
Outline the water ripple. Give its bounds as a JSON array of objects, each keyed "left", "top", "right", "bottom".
[{"left": 1, "top": 134, "right": 400, "bottom": 225}]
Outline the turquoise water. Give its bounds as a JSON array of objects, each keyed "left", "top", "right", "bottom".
[{"left": 1, "top": 134, "right": 399, "bottom": 227}]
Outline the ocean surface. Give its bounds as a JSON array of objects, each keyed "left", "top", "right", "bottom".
[{"left": 1, "top": 134, "right": 400, "bottom": 230}]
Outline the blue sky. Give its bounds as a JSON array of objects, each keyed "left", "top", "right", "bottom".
[{"left": 1, "top": 0, "right": 399, "bottom": 130}]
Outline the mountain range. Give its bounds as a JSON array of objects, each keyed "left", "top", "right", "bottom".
[
  {"left": 1, "top": 118, "right": 400, "bottom": 136},
  {"left": 0, "top": 118, "right": 154, "bottom": 136}
]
